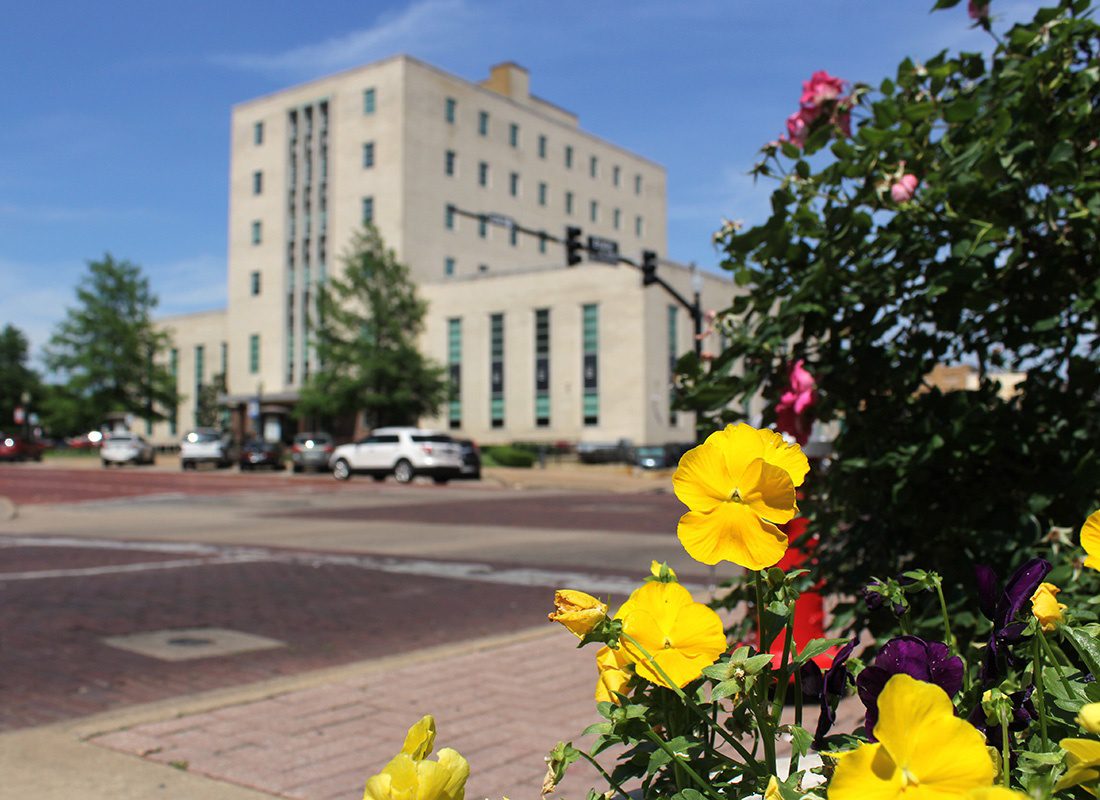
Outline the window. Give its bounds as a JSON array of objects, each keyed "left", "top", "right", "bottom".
[
  {"left": 590, "top": 200, "right": 598, "bottom": 223},
  {"left": 445, "top": 150, "right": 456, "bottom": 176},
  {"left": 478, "top": 161, "right": 489, "bottom": 187},
  {"left": 251, "top": 220, "right": 262, "bottom": 244},
  {"left": 253, "top": 121, "right": 264, "bottom": 145},
  {"left": 509, "top": 123, "right": 519, "bottom": 148},
  {"left": 509, "top": 226, "right": 518, "bottom": 247},
  {"left": 445, "top": 97, "right": 456, "bottom": 124},
  {"left": 635, "top": 174, "right": 643, "bottom": 195},
  {"left": 445, "top": 204, "right": 455, "bottom": 230},
  {"left": 169, "top": 348, "right": 178, "bottom": 435},
  {"left": 250, "top": 271, "right": 261, "bottom": 296},
  {"left": 194, "top": 345, "right": 205, "bottom": 426},
  {"left": 509, "top": 172, "right": 519, "bottom": 197},
  {"left": 362, "top": 141, "right": 375, "bottom": 168},
  {"left": 444, "top": 257, "right": 455, "bottom": 277},
  {"left": 478, "top": 110, "right": 489, "bottom": 136},
  {"left": 565, "top": 191, "right": 574, "bottom": 215},
  {"left": 613, "top": 165, "right": 621, "bottom": 187},
  {"left": 363, "top": 88, "right": 376, "bottom": 114},
  {"left": 249, "top": 334, "right": 260, "bottom": 375},
  {"left": 635, "top": 215, "right": 644, "bottom": 237},
  {"left": 535, "top": 309, "right": 550, "bottom": 427},
  {"left": 538, "top": 135, "right": 547, "bottom": 159},
  {"left": 538, "top": 233, "right": 547, "bottom": 254},
  {"left": 590, "top": 155, "right": 598, "bottom": 178},
  {"left": 582, "top": 304, "right": 599, "bottom": 426},
  {"left": 479, "top": 263, "right": 489, "bottom": 272},
  {"left": 538, "top": 182, "right": 547, "bottom": 206},
  {"left": 613, "top": 208, "right": 621, "bottom": 230},
  {"left": 252, "top": 170, "right": 263, "bottom": 195},
  {"left": 447, "top": 318, "right": 462, "bottom": 429},
  {"left": 667, "top": 306, "right": 678, "bottom": 426},
  {"left": 490, "top": 313, "right": 504, "bottom": 428},
  {"left": 565, "top": 145, "right": 573, "bottom": 168},
  {"left": 362, "top": 196, "right": 374, "bottom": 223},
  {"left": 478, "top": 216, "right": 488, "bottom": 238}
]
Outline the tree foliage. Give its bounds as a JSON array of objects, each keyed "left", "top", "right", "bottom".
[
  {"left": 0, "top": 324, "right": 40, "bottom": 430},
  {"left": 195, "top": 372, "right": 227, "bottom": 429},
  {"left": 684, "top": 0, "right": 1100, "bottom": 609},
  {"left": 43, "top": 254, "right": 178, "bottom": 428},
  {"left": 298, "top": 226, "right": 446, "bottom": 428}
]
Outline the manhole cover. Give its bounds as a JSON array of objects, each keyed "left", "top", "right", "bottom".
[{"left": 103, "top": 628, "right": 285, "bottom": 661}]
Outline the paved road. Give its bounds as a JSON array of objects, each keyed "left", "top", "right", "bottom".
[{"left": 0, "top": 463, "right": 716, "bottom": 733}]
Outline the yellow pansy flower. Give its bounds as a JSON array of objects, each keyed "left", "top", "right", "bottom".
[
  {"left": 363, "top": 716, "right": 469, "bottom": 800},
  {"left": 764, "top": 776, "right": 783, "bottom": 800},
  {"left": 1055, "top": 738, "right": 1100, "bottom": 794},
  {"left": 829, "top": 674, "right": 995, "bottom": 800},
  {"left": 1082, "top": 510, "right": 1100, "bottom": 572},
  {"left": 594, "top": 645, "right": 633, "bottom": 704},
  {"left": 548, "top": 589, "right": 608, "bottom": 638},
  {"left": 965, "top": 789, "right": 1030, "bottom": 799},
  {"left": 673, "top": 423, "right": 808, "bottom": 570},
  {"left": 1079, "top": 702, "right": 1100, "bottom": 734},
  {"left": 1031, "top": 582, "right": 1066, "bottom": 632},
  {"left": 617, "top": 580, "right": 726, "bottom": 689},
  {"left": 400, "top": 715, "right": 436, "bottom": 760}
]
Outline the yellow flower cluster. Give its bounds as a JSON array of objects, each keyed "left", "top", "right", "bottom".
[{"left": 362, "top": 715, "right": 469, "bottom": 800}]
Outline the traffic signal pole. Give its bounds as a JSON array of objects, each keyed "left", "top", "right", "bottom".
[{"left": 445, "top": 204, "right": 703, "bottom": 355}]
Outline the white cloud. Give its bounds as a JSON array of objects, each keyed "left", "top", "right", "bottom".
[
  {"left": 150, "top": 254, "right": 227, "bottom": 316},
  {"left": 0, "top": 258, "right": 83, "bottom": 364},
  {"left": 211, "top": 0, "right": 474, "bottom": 77}
]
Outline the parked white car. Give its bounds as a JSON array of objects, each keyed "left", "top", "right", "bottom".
[
  {"left": 101, "top": 432, "right": 156, "bottom": 467},
  {"left": 180, "top": 428, "right": 235, "bottom": 470},
  {"left": 330, "top": 427, "right": 464, "bottom": 484}
]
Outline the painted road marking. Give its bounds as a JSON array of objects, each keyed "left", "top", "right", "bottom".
[{"left": 0, "top": 535, "right": 703, "bottom": 594}]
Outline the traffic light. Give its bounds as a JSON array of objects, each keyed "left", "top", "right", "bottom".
[
  {"left": 565, "top": 226, "right": 583, "bottom": 266},
  {"left": 641, "top": 250, "right": 658, "bottom": 285}
]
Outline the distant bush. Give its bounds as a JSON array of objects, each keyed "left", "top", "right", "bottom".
[{"left": 482, "top": 445, "right": 536, "bottom": 468}]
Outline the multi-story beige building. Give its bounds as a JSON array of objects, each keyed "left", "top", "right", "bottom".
[{"left": 153, "top": 57, "right": 734, "bottom": 447}]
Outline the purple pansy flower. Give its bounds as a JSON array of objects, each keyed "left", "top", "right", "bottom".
[
  {"left": 800, "top": 638, "right": 859, "bottom": 748},
  {"left": 856, "top": 635, "right": 964, "bottom": 737},
  {"left": 967, "top": 685, "right": 1038, "bottom": 746},
  {"left": 976, "top": 557, "right": 1052, "bottom": 684}
]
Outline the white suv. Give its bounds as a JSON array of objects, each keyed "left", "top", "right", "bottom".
[
  {"left": 101, "top": 432, "right": 156, "bottom": 467},
  {"left": 330, "top": 427, "right": 464, "bottom": 484},
  {"left": 180, "top": 428, "right": 235, "bottom": 470}
]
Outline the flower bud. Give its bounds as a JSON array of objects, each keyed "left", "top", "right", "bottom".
[
  {"left": 1031, "top": 581, "right": 1066, "bottom": 632},
  {"left": 548, "top": 590, "right": 608, "bottom": 638},
  {"left": 890, "top": 174, "right": 919, "bottom": 203},
  {"left": 1078, "top": 702, "right": 1100, "bottom": 733}
]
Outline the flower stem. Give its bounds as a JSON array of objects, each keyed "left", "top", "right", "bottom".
[
  {"left": 792, "top": 664, "right": 804, "bottom": 774},
  {"left": 1038, "top": 629, "right": 1076, "bottom": 700},
  {"left": 1000, "top": 715, "right": 1011, "bottom": 786},
  {"left": 1032, "top": 635, "right": 1049, "bottom": 751},
  {"left": 772, "top": 620, "right": 795, "bottom": 724},
  {"left": 933, "top": 578, "right": 956, "bottom": 653},
  {"left": 577, "top": 750, "right": 632, "bottom": 800},
  {"left": 754, "top": 570, "right": 766, "bottom": 651},
  {"left": 619, "top": 633, "right": 758, "bottom": 768},
  {"left": 643, "top": 730, "right": 722, "bottom": 800}
]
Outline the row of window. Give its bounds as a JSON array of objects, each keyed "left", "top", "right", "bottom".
[
  {"left": 446, "top": 305, "right": 600, "bottom": 430},
  {"left": 166, "top": 343, "right": 230, "bottom": 435},
  {"left": 443, "top": 203, "right": 644, "bottom": 241}
]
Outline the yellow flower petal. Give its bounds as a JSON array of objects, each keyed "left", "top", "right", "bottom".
[
  {"left": 401, "top": 715, "right": 436, "bottom": 760},
  {"left": 1031, "top": 582, "right": 1066, "bottom": 632},
  {"left": 1055, "top": 738, "right": 1100, "bottom": 792},
  {"left": 965, "top": 788, "right": 1031, "bottom": 799},
  {"left": 672, "top": 431, "right": 737, "bottom": 512},
  {"left": 595, "top": 645, "right": 632, "bottom": 704},
  {"left": 755, "top": 426, "right": 810, "bottom": 487},
  {"left": 548, "top": 589, "right": 608, "bottom": 638},
  {"left": 678, "top": 503, "right": 788, "bottom": 570},
  {"left": 1082, "top": 511, "right": 1100, "bottom": 572},
  {"left": 873, "top": 674, "right": 994, "bottom": 795},
  {"left": 828, "top": 742, "right": 904, "bottom": 800},
  {"left": 736, "top": 459, "right": 797, "bottom": 524},
  {"left": 1079, "top": 703, "right": 1100, "bottom": 734},
  {"left": 764, "top": 776, "right": 783, "bottom": 800}
]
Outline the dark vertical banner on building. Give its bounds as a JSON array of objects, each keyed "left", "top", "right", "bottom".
[
  {"left": 535, "top": 308, "right": 550, "bottom": 427},
  {"left": 582, "top": 304, "right": 599, "bottom": 426},
  {"left": 448, "top": 318, "right": 462, "bottom": 429},
  {"left": 490, "top": 313, "right": 504, "bottom": 428}
]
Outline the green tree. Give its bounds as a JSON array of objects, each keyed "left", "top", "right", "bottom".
[
  {"left": 195, "top": 372, "right": 227, "bottom": 429},
  {"left": 44, "top": 254, "right": 179, "bottom": 427},
  {"left": 687, "top": 0, "right": 1100, "bottom": 613},
  {"left": 298, "top": 226, "right": 446, "bottom": 428},
  {"left": 0, "top": 324, "right": 41, "bottom": 430}
]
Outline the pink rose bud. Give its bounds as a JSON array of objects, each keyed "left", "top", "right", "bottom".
[
  {"left": 799, "top": 71, "right": 846, "bottom": 109},
  {"left": 968, "top": 0, "right": 989, "bottom": 20},
  {"left": 890, "top": 174, "right": 919, "bottom": 203},
  {"left": 785, "top": 107, "right": 817, "bottom": 148}
]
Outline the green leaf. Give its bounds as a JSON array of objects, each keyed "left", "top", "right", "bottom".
[
  {"left": 711, "top": 679, "right": 742, "bottom": 701},
  {"left": 1062, "top": 627, "right": 1100, "bottom": 679},
  {"left": 795, "top": 638, "right": 851, "bottom": 665},
  {"left": 944, "top": 98, "right": 978, "bottom": 123},
  {"left": 788, "top": 724, "right": 814, "bottom": 757}
]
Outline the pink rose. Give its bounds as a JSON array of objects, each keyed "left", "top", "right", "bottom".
[
  {"left": 701, "top": 351, "right": 715, "bottom": 362},
  {"left": 890, "top": 174, "right": 919, "bottom": 203},
  {"left": 786, "top": 107, "right": 818, "bottom": 148},
  {"left": 968, "top": 0, "right": 989, "bottom": 20},
  {"left": 800, "top": 71, "right": 846, "bottom": 110}
]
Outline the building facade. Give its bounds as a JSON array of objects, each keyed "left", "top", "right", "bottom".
[{"left": 153, "top": 57, "right": 735, "bottom": 447}]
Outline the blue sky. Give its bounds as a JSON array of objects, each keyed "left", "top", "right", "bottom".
[{"left": 1, "top": 0, "right": 1040, "bottom": 357}]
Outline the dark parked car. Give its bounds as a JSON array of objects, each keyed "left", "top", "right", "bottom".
[
  {"left": 455, "top": 438, "right": 481, "bottom": 480},
  {"left": 634, "top": 445, "right": 670, "bottom": 470},
  {"left": 239, "top": 439, "right": 286, "bottom": 470},
  {"left": 0, "top": 432, "right": 46, "bottom": 462},
  {"left": 290, "top": 432, "right": 335, "bottom": 473}
]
